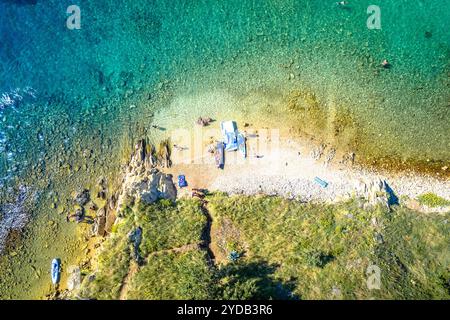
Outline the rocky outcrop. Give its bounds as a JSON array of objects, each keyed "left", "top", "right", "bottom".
[
  {"left": 91, "top": 207, "right": 106, "bottom": 237},
  {"left": 116, "top": 139, "right": 177, "bottom": 211},
  {"left": 88, "top": 139, "right": 177, "bottom": 238},
  {"left": 356, "top": 178, "right": 398, "bottom": 210}
]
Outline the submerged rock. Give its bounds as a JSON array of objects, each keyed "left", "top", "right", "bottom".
[
  {"left": 196, "top": 116, "right": 213, "bottom": 127},
  {"left": 73, "top": 189, "right": 90, "bottom": 206}
]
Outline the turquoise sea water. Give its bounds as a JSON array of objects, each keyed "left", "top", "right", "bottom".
[{"left": 0, "top": 0, "right": 449, "bottom": 298}]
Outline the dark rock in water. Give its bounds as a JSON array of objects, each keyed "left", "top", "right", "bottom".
[
  {"left": 2, "top": 0, "right": 38, "bottom": 5},
  {"left": 196, "top": 117, "right": 213, "bottom": 127},
  {"left": 74, "top": 189, "right": 90, "bottom": 206},
  {"left": 425, "top": 31, "right": 432, "bottom": 38}
]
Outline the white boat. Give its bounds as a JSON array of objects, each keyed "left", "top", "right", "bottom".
[{"left": 220, "top": 121, "right": 238, "bottom": 152}]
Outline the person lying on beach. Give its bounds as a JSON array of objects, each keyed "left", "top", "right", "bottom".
[{"left": 173, "top": 144, "right": 188, "bottom": 151}]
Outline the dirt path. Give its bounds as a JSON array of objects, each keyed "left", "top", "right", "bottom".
[
  {"left": 199, "top": 201, "right": 218, "bottom": 266},
  {"left": 145, "top": 242, "right": 205, "bottom": 260},
  {"left": 118, "top": 261, "right": 139, "bottom": 300},
  {"left": 118, "top": 198, "right": 219, "bottom": 300}
]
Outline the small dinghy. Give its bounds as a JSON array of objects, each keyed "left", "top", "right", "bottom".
[
  {"left": 51, "top": 258, "right": 61, "bottom": 285},
  {"left": 237, "top": 133, "right": 247, "bottom": 158},
  {"left": 215, "top": 142, "right": 225, "bottom": 169}
]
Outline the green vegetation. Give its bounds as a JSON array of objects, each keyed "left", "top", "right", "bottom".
[
  {"left": 208, "top": 194, "right": 449, "bottom": 299},
  {"left": 417, "top": 193, "right": 450, "bottom": 207},
  {"left": 128, "top": 250, "right": 214, "bottom": 299},
  {"left": 77, "top": 194, "right": 450, "bottom": 300},
  {"left": 77, "top": 198, "right": 207, "bottom": 299},
  {"left": 133, "top": 200, "right": 206, "bottom": 256}
]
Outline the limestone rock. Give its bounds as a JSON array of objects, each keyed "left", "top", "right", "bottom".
[
  {"left": 356, "top": 178, "right": 398, "bottom": 210},
  {"left": 92, "top": 207, "right": 106, "bottom": 237},
  {"left": 116, "top": 139, "right": 177, "bottom": 210}
]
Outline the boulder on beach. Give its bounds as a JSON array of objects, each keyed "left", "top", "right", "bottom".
[{"left": 357, "top": 178, "right": 398, "bottom": 210}]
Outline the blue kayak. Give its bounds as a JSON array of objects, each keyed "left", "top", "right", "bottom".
[
  {"left": 51, "top": 258, "right": 61, "bottom": 285},
  {"left": 314, "top": 177, "right": 328, "bottom": 188},
  {"left": 215, "top": 142, "right": 225, "bottom": 169}
]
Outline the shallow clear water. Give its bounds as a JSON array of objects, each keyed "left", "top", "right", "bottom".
[{"left": 0, "top": 0, "right": 449, "bottom": 298}]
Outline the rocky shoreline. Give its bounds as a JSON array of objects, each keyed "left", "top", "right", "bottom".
[
  {"left": 84, "top": 134, "right": 450, "bottom": 255},
  {"left": 0, "top": 186, "right": 35, "bottom": 254},
  {"left": 52, "top": 133, "right": 448, "bottom": 299}
]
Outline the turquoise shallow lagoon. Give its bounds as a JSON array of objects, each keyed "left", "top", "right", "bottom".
[{"left": 0, "top": 0, "right": 449, "bottom": 298}]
